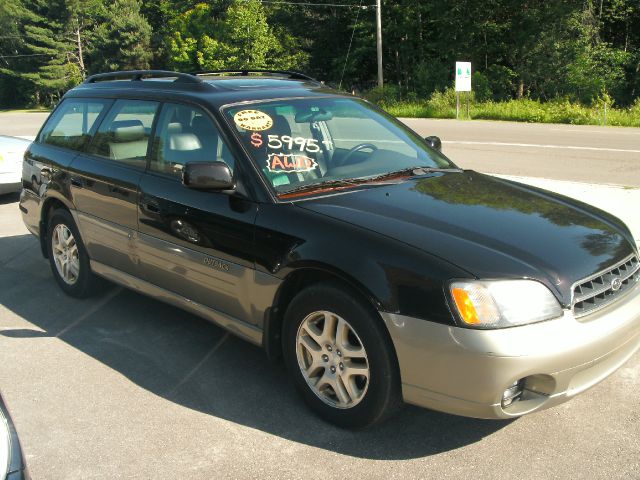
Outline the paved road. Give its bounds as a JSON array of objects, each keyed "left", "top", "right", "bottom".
[
  {"left": 0, "top": 111, "right": 48, "bottom": 138},
  {"left": 402, "top": 118, "right": 640, "bottom": 186},
  {"left": 1, "top": 111, "right": 639, "bottom": 186},
  {"left": 1, "top": 109, "right": 639, "bottom": 478},
  {"left": 0, "top": 195, "right": 638, "bottom": 479}
]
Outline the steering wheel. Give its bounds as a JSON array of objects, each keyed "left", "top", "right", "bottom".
[{"left": 338, "top": 143, "right": 378, "bottom": 167}]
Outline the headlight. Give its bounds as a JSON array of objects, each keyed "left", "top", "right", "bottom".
[{"left": 450, "top": 279, "right": 563, "bottom": 328}]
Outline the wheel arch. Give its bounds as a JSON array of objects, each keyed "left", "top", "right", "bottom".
[
  {"left": 263, "top": 264, "right": 391, "bottom": 363},
  {"left": 39, "top": 195, "right": 75, "bottom": 258}
]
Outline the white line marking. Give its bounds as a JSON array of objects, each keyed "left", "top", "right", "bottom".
[
  {"left": 167, "top": 332, "right": 230, "bottom": 397},
  {"left": 548, "top": 128, "right": 640, "bottom": 135},
  {"left": 443, "top": 140, "right": 640, "bottom": 154},
  {"left": 56, "top": 287, "right": 122, "bottom": 338}
]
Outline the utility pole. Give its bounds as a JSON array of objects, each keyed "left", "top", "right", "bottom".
[{"left": 376, "top": 0, "right": 383, "bottom": 88}]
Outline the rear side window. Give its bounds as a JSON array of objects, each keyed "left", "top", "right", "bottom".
[
  {"left": 39, "top": 99, "right": 109, "bottom": 151},
  {"left": 150, "top": 103, "right": 235, "bottom": 177},
  {"left": 88, "top": 99, "right": 159, "bottom": 168}
]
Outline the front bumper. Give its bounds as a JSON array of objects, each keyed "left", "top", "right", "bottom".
[{"left": 381, "top": 280, "right": 640, "bottom": 419}]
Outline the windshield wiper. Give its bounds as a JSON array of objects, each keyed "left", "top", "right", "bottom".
[
  {"left": 278, "top": 178, "right": 362, "bottom": 197},
  {"left": 277, "top": 166, "right": 461, "bottom": 198},
  {"left": 356, "top": 166, "right": 462, "bottom": 183}
]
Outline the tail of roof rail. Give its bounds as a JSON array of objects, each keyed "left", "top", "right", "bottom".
[
  {"left": 84, "top": 70, "right": 203, "bottom": 84},
  {"left": 191, "top": 69, "right": 320, "bottom": 83}
]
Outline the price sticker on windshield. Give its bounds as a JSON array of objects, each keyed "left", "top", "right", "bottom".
[
  {"left": 233, "top": 110, "right": 273, "bottom": 131},
  {"left": 267, "top": 153, "right": 318, "bottom": 173},
  {"left": 267, "top": 135, "right": 322, "bottom": 153}
]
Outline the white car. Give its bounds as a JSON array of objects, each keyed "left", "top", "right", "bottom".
[{"left": 0, "top": 136, "right": 31, "bottom": 195}]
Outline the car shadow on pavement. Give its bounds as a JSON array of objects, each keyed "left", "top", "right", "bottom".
[
  {"left": 0, "top": 192, "right": 20, "bottom": 205},
  {"left": 0, "top": 233, "right": 512, "bottom": 460}
]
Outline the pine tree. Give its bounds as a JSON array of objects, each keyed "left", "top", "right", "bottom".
[{"left": 90, "top": 0, "right": 152, "bottom": 72}]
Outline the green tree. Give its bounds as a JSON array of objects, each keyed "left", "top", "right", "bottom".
[
  {"left": 90, "top": 0, "right": 153, "bottom": 72},
  {"left": 168, "top": 0, "right": 307, "bottom": 72},
  {"left": 12, "top": 0, "right": 81, "bottom": 106},
  {"left": 0, "top": 0, "right": 34, "bottom": 106}
]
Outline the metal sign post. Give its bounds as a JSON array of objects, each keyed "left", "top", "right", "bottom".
[
  {"left": 376, "top": 0, "right": 383, "bottom": 88},
  {"left": 455, "top": 61, "right": 471, "bottom": 120}
]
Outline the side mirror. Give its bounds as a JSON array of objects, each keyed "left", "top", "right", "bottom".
[
  {"left": 425, "top": 135, "right": 442, "bottom": 151},
  {"left": 182, "top": 161, "right": 235, "bottom": 191}
]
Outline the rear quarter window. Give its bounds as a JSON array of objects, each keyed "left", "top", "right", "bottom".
[{"left": 39, "top": 99, "right": 110, "bottom": 151}]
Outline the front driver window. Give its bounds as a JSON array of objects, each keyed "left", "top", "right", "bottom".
[{"left": 150, "top": 103, "right": 234, "bottom": 177}]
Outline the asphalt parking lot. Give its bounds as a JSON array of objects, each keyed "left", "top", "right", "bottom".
[
  {"left": 1, "top": 112, "right": 639, "bottom": 478},
  {"left": 1, "top": 193, "right": 639, "bottom": 479}
]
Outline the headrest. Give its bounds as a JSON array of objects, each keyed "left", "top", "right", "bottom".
[
  {"left": 191, "top": 115, "right": 210, "bottom": 132},
  {"left": 169, "top": 133, "right": 202, "bottom": 151},
  {"left": 271, "top": 114, "right": 291, "bottom": 136},
  {"left": 111, "top": 120, "right": 145, "bottom": 142},
  {"left": 167, "top": 122, "right": 183, "bottom": 134}
]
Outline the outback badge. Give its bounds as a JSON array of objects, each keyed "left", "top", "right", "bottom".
[{"left": 203, "top": 256, "right": 230, "bottom": 272}]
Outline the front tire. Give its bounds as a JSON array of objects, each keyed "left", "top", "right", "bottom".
[
  {"left": 47, "top": 208, "right": 98, "bottom": 298},
  {"left": 283, "top": 283, "right": 402, "bottom": 428}
]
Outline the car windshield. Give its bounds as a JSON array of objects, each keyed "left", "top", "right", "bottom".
[{"left": 223, "top": 98, "right": 455, "bottom": 197}]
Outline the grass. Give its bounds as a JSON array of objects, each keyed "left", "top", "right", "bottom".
[
  {"left": 0, "top": 108, "right": 51, "bottom": 113},
  {"left": 384, "top": 98, "right": 640, "bottom": 127}
]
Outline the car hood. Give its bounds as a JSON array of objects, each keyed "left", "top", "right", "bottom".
[{"left": 297, "top": 171, "right": 636, "bottom": 305}]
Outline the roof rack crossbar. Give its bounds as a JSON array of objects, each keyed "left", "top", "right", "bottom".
[
  {"left": 84, "top": 70, "right": 203, "bottom": 84},
  {"left": 192, "top": 69, "right": 319, "bottom": 83}
]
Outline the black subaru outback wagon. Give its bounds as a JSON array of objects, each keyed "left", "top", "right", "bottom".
[{"left": 20, "top": 70, "right": 640, "bottom": 428}]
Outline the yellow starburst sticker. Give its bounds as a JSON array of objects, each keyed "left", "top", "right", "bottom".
[{"left": 233, "top": 110, "right": 273, "bottom": 131}]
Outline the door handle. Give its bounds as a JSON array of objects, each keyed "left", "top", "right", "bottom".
[
  {"left": 70, "top": 176, "right": 83, "bottom": 187},
  {"left": 142, "top": 201, "right": 160, "bottom": 213},
  {"left": 108, "top": 185, "right": 129, "bottom": 197}
]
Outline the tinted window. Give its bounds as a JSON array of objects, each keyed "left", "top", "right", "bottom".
[
  {"left": 39, "top": 99, "right": 109, "bottom": 151},
  {"left": 89, "top": 100, "right": 159, "bottom": 168},
  {"left": 150, "top": 103, "right": 235, "bottom": 177}
]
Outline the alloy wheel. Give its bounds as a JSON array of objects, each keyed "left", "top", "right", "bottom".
[
  {"left": 295, "top": 310, "right": 370, "bottom": 409},
  {"left": 51, "top": 224, "right": 80, "bottom": 285}
]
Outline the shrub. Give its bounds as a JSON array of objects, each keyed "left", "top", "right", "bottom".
[
  {"left": 472, "top": 71, "right": 492, "bottom": 102},
  {"left": 363, "top": 84, "right": 401, "bottom": 106},
  {"left": 486, "top": 65, "right": 517, "bottom": 101}
]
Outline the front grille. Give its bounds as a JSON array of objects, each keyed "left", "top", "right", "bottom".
[{"left": 572, "top": 254, "right": 640, "bottom": 318}]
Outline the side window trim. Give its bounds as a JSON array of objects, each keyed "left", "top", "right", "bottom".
[
  {"left": 78, "top": 98, "right": 113, "bottom": 153},
  {"left": 145, "top": 101, "right": 165, "bottom": 172},
  {"left": 84, "top": 100, "right": 117, "bottom": 155}
]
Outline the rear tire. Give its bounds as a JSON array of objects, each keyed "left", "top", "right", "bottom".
[
  {"left": 46, "top": 208, "right": 98, "bottom": 298},
  {"left": 283, "top": 283, "right": 402, "bottom": 428}
]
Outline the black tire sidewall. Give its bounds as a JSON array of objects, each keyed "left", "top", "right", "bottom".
[
  {"left": 283, "top": 283, "right": 400, "bottom": 428},
  {"left": 47, "top": 209, "right": 94, "bottom": 298}
]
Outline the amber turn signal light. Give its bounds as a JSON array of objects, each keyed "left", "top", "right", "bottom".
[{"left": 451, "top": 287, "right": 481, "bottom": 325}]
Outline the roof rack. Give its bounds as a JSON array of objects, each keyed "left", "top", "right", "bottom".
[
  {"left": 84, "top": 70, "right": 203, "bottom": 84},
  {"left": 192, "top": 69, "right": 320, "bottom": 83}
]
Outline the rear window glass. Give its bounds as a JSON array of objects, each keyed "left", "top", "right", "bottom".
[{"left": 39, "top": 99, "right": 110, "bottom": 151}]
